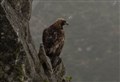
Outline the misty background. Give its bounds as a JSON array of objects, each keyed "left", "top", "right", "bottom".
[{"left": 30, "top": 0, "right": 119, "bottom": 82}]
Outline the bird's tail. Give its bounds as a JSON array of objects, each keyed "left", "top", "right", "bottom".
[{"left": 51, "top": 56, "right": 62, "bottom": 69}]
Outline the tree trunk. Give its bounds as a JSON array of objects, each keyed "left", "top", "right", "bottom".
[{"left": 0, "top": 0, "right": 67, "bottom": 82}]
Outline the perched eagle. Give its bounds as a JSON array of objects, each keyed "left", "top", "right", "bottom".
[{"left": 42, "top": 18, "right": 68, "bottom": 67}]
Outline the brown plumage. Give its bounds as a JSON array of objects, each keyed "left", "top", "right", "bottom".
[{"left": 42, "top": 18, "right": 68, "bottom": 66}]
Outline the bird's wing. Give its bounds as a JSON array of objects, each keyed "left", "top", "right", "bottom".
[
  {"left": 42, "top": 28, "right": 57, "bottom": 48},
  {"left": 43, "top": 28, "right": 64, "bottom": 47},
  {"left": 42, "top": 28, "right": 64, "bottom": 57}
]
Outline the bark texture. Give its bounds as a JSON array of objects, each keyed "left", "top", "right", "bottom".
[{"left": 0, "top": 0, "right": 68, "bottom": 82}]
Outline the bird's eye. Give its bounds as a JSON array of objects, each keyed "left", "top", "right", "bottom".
[{"left": 62, "top": 21, "right": 66, "bottom": 25}]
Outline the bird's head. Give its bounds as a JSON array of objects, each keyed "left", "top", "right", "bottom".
[{"left": 53, "top": 18, "right": 68, "bottom": 29}]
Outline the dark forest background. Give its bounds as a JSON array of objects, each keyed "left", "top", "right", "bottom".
[{"left": 30, "top": 0, "right": 119, "bottom": 82}]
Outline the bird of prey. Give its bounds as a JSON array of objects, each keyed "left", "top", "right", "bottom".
[{"left": 42, "top": 18, "right": 68, "bottom": 67}]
